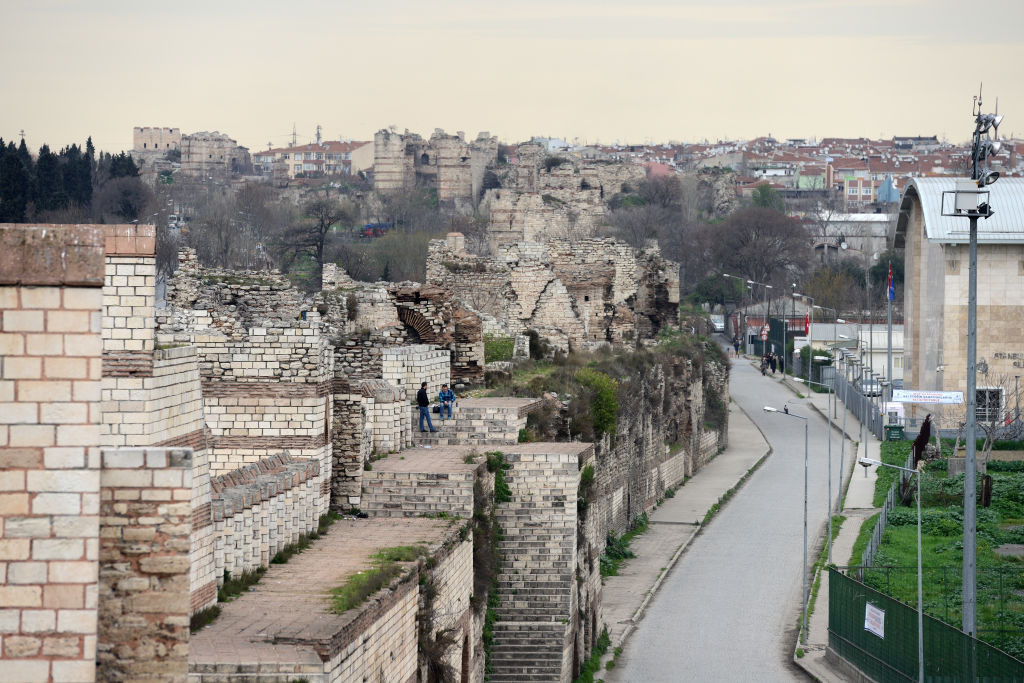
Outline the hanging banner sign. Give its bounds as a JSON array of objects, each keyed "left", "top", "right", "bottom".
[
  {"left": 891, "top": 390, "right": 963, "bottom": 405},
  {"left": 864, "top": 603, "right": 885, "bottom": 639}
]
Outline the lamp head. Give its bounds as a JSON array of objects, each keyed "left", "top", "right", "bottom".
[
  {"left": 977, "top": 169, "right": 1000, "bottom": 187},
  {"left": 763, "top": 406, "right": 778, "bottom": 413}
]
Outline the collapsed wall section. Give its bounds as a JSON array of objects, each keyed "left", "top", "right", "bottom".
[{"left": 427, "top": 234, "right": 680, "bottom": 350}]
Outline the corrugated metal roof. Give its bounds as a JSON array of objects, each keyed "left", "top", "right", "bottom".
[{"left": 902, "top": 177, "right": 1024, "bottom": 244}]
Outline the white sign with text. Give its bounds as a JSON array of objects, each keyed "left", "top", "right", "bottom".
[
  {"left": 864, "top": 603, "right": 885, "bottom": 639},
  {"left": 891, "top": 389, "right": 964, "bottom": 405}
]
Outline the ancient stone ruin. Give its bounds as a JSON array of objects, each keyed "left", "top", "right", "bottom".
[
  {"left": 428, "top": 232, "right": 681, "bottom": 352},
  {"left": 1, "top": 222, "right": 726, "bottom": 682}
]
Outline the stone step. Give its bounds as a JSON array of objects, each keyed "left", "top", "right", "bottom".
[{"left": 487, "top": 665, "right": 565, "bottom": 680}]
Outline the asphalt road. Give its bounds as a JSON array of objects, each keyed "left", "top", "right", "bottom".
[{"left": 608, "top": 354, "right": 835, "bottom": 682}]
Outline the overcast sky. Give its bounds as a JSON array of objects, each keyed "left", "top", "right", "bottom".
[{"left": 2, "top": 0, "right": 1023, "bottom": 153}]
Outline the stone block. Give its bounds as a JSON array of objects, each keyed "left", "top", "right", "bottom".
[
  {"left": 0, "top": 585, "right": 42, "bottom": 607},
  {"left": 49, "top": 561, "right": 97, "bottom": 584},
  {"left": 57, "top": 609, "right": 96, "bottom": 634}
]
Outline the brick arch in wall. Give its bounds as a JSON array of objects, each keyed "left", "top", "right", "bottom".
[{"left": 397, "top": 306, "right": 442, "bottom": 345}]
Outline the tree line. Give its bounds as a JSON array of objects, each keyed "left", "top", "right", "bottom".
[{"left": 0, "top": 135, "right": 147, "bottom": 224}]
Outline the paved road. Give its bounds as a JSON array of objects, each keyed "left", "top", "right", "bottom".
[{"left": 608, "top": 356, "right": 836, "bottom": 682}]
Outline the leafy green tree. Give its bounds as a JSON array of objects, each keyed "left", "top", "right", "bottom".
[{"left": 751, "top": 183, "right": 786, "bottom": 213}]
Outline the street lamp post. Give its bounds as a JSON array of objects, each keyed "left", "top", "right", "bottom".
[
  {"left": 796, "top": 372, "right": 839, "bottom": 565},
  {"left": 861, "top": 457, "right": 924, "bottom": 683},
  {"left": 722, "top": 273, "right": 750, "bottom": 351},
  {"left": 795, "top": 293, "right": 814, "bottom": 380},
  {"left": 763, "top": 404, "right": 809, "bottom": 643}
]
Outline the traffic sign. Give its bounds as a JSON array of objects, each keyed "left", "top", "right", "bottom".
[{"left": 760, "top": 326, "right": 769, "bottom": 341}]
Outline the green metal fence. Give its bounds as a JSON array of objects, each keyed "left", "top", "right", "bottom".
[{"left": 829, "top": 568, "right": 1024, "bottom": 681}]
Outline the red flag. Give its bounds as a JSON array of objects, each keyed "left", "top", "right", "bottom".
[{"left": 804, "top": 312, "right": 810, "bottom": 336}]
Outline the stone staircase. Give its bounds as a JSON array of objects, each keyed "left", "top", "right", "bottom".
[
  {"left": 486, "top": 444, "right": 587, "bottom": 683},
  {"left": 411, "top": 397, "right": 542, "bottom": 447},
  {"left": 359, "top": 447, "right": 478, "bottom": 519}
]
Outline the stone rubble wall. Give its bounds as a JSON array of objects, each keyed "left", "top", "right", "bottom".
[
  {"left": 97, "top": 448, "right": 192, "bottom": 683},
  {"left": 164, "top": 248, "right": 307, "bottom": 336},
  {"left": 209, "top": 454, "right": 321, "bottom": 582},
  {"left": 427, "top": 234, "right": 680, "bottom": 349},
  {"left": 0, "top": 224, "right": 106, "bottom": 683}
]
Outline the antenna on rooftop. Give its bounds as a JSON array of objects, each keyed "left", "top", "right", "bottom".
[
  {"left": 291, "top": 124, "right": 297, "bottom": 146},
  {"left": 19, "top": 129, "right": 25, "bottom": 142}
]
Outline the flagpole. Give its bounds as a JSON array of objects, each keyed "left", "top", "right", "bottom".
[{"left": 887, "top": 262, "right": 893, "bottom": 404}]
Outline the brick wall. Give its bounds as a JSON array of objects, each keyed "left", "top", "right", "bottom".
[
  {"left": 1, "top": 223, "right": 105, "bottom": 682},
  {"left": 97, "top": 448, "right": 192, "bottom": 682}
]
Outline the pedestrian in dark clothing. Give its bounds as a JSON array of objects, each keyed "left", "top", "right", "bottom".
[
  {"left": 417, "top": 382, "right": 437, "bottom": 432},
  {"left": 760, "top": 356, "right": 768, "bottom": 376},
  {"left": 733, "top": 336, "right": 741, "bottom": 356},
  {"left": 769, "top": 354, "right": 777, "bottom": 375}
]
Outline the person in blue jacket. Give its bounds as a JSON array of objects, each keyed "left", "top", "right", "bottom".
[{"left": 439, "top": 384, "right": 456, "bottom": 420}]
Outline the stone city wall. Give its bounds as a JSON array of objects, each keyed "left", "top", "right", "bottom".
[
  {"left": 209, "top": 454, "right": 321, "bottom": 582},
  {"left": 0, "top": 224, "right": 105, "bottom": 683},
  {"left": 97, "top": 447, "right": 192, "bottom": 683}
]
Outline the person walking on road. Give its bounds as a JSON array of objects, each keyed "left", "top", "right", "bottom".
[
  {"left": 769, "top": 353, "right": 777, "bottom": 375},
  {"left": 417, "top": 381, "right": 437, "bottom": 432},
  {"left": 732, "top": 335, "right": 741, "bottom": 357}
]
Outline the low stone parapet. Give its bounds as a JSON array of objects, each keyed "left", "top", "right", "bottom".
[{"left": 208, "top": 454, "right": 322, "bottom": 582}]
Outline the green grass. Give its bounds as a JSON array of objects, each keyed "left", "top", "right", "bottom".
[
  {"left": 329, "top": 545, "right": 428, "bottom": 613},
  {"left": 864, "top": 459, "right": 1024, "bottom": 658},
  {"left": 600, "top": 514, "right": 649, "bottom": 578},
  {"left": 572, "top": 627, "right": 611, "bottom": 683},
  {"left": 806, "top": 515, "right": 845, "bottom": 628},
  {"left": 872, "top": 440, "right": 915, "bottom": 507},
  {"left": 847, "top": 512, "right": 881, "bottom": 566}
]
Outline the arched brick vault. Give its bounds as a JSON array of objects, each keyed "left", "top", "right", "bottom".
[{"left": 397, "top": 306, "right": 443, "bottom": 344}]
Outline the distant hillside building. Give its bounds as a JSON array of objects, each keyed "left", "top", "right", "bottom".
[
  {"left": 180, "top": 131, "right": 251, "bottom": 179},
  {"left": 372, "top": 128, "right": 498, "bottom": 207},
  {"left": 133, "top": 126, "right": 181, "bottom": 152},
  {"left": 252, "top": 140, "right": 373, "bottom": 181}
]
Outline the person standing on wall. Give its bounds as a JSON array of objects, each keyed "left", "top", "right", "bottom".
[
  {"left": 417, "top": 381, "right": 437, "bottom": 432},
  {"left": 439, "top": 383, "right": 456, "bottom": 421}
]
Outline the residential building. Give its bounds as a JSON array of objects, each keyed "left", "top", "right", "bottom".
[{"left": 252, "top": 140, "right": 373, "bottom": 180}]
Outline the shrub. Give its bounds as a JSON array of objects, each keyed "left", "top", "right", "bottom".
[
  {"left": 484, "top": 334, "right": 514, "bottom": 363},
  {"left": 575, "top": 368, "right": 618, "bottom": 438}
]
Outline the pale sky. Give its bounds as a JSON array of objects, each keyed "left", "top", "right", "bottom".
[{"left": 2, "top": 0, "right": 1023, "bottom": 153}]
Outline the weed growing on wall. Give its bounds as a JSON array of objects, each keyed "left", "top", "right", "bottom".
[{"left": 329, "top": 545, "right": 428, "bottom": 613}]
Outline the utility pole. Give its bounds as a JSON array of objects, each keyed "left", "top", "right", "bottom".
[{"left": 944, "top": 85, "right": 1003, "bottom": 642}]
